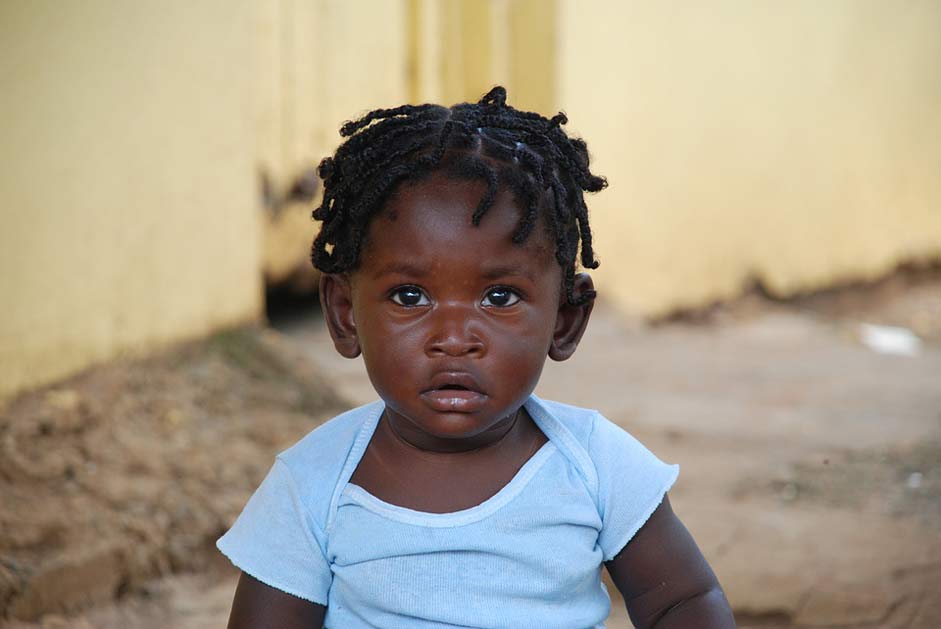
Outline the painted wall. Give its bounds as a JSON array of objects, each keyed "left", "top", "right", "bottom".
[
  {"left": 0, "top": 2, "right": 263, "bottom": 400},
  {"left": 557, "top": 0, "right": 941, "bottom": 315},
  {"left": 258, "top": 0, "right": 409, "bottom": 285},
  {"left": 0, "top": 0, "right": 413, "bottom": 400},
  {"left": 408, "top": 0, "right": 556, "bottom": 116},
  {"left": 256, "top": 0, "right": 409, "bottom": 189},
  {"left": 4, "top": 1, "right": 939, "bottom": 399}
]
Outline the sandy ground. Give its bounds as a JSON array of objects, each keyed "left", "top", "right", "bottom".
[
  {"left": 0, "top": 330, "right": 347, "bottom": 628},
  {"left": 2, "top": 271, "right": 939, "bottom": 628}
]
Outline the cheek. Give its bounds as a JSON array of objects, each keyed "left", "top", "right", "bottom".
[
  {"left": 487, "top": 317, "right": 554, "bottom": 370},
  {"left": 356, "top": 314, "right": 424, "bottom": 376},
  {"left": 503, "top": 306, "right": 558, "bottom": 348},
  {"left": 359, "top": 338, "right": 412, "bottom": 400}
]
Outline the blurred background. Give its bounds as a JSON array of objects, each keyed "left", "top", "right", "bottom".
[{"left": 1, "top": 1, "right": 939, "bottom": 627}]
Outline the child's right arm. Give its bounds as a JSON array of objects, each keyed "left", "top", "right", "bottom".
[
  {"left": 217, "top": 458, "right": 334, "bottom": 627},
  {"left": 227, "top": 572, "right": 326, "bottom": 629}
]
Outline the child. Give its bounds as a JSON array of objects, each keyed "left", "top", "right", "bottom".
[{"left": 218, "top": 87, "right": 735, "bottom": 628}]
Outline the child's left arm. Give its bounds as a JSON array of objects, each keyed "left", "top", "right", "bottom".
[{"left": 605, "top": 495, "right": 736, "bottom": 628}]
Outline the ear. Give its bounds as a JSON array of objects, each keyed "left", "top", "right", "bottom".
[
  {"left": 319, "top": 273, "right": 361, "bottom": 358},
  {"left": 548, "top": 273, "right": 595, "bottom": 361}
]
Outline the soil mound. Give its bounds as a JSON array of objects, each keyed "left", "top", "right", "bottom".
[{"left": 0, "top": 328, "right": 348, "bottom": 621}]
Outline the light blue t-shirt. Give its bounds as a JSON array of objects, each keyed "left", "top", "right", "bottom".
[{"left": 217, "top": 396, "right": 678, "bottom": 628}]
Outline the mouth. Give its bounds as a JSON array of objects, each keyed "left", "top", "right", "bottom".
[
  {"left": 424, "top": 372, "right": 483, "bottom": 393},
  {"left": 420, "top": 373, "right": 488, "bottom": 412}
]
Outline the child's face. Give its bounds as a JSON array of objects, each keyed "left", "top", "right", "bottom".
[{"left": 321, "top": 174, "right": 593, "bottom": 451}]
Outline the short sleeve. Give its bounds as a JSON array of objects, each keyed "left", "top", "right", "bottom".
[
  {"left": 588, "top": 414, "right": 679, "bottom": 561},
  {"left": 216, "top": 458, "right": 332, "bottom": 605}
]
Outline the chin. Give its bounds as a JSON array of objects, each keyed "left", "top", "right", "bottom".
[{"left": 420, "top": 414, "right": 496, "bottom": 440}]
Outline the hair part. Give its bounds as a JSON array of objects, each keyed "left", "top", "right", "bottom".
[{"left": 311, "top": 86, "right": 607, "bottom": 305}]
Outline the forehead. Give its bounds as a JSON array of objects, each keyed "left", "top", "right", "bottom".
[{"left": 358, "top": 175, "right": 556, "bottom": 272}]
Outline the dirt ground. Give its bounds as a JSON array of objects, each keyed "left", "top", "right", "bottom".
[
  {"left": 0, "top": 330, "right": 348, "bottom": 627},
  {"left": 2, "top": 268, "right": 939, "bottom": 628}
]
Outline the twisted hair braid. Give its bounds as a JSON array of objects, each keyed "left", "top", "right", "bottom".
[{"left": 311, "top": 86, "right": 607, "bottom": 305}]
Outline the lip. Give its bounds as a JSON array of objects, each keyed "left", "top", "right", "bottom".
[
  {"left": 424, "top": 372, "right": 484, "bottom": 393},
  {"left": 420, "top": 372, "right": 488, "bottom": 413},
  {"left": 420, "top": 389, "right": 489, "bottom": 413}
]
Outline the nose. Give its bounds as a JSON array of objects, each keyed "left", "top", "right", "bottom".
[{"left": 425, "top": 304, "right": 485, "bottom": 358}]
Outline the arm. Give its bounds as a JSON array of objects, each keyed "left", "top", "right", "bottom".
[
  {"left": 227, "top": 572, "right": 326, "bottom": 629},
  {"left": 605, "top": 495, "right": 736, "bottom": 628}
]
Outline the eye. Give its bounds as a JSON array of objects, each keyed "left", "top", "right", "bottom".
[
  {"left": 481, "top": 286, "right": 521, "bottom": 308},
  {"left": 390, "top": 285, "right": 430, "bottom": 307}
]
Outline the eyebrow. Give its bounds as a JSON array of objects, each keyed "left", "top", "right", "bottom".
[
  {"left": 372, "top": 263, "right": 428, "bottom": 280},
  {"left": 480, "top": 265, "right": 538, "bottom": 283},
  {"left": 372, "top": 263, "right": 539, "bottom": 283}
]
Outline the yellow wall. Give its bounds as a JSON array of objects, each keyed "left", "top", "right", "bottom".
[
  {"left": 408, "top": 0, "right": 556, "bottom": 115},
  {"left": 404, "top": 0, "right": 941, "bottom": 315},
  {"left": 262, "top": 0, "right": 559, "bottom": 286},
  {"left": 4, "top": 1, "right": 940, "bottom": 398},
  {"left": 0, "top": 0, "right": 415, "bottom": 399},
  {"left": 558, "top": 0, "right": 941, "bottom": 315},
  {"left": 257, "top": 0, "right": 409, "bottom": 189},
  {"left": 0, "top": 2, "right": 263, "bottom": 400},
  {"left": 258, "top": 0, "right": 410, "bottom": 284}
]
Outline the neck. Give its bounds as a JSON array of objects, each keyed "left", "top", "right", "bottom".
[{"left": 381, "top": 408, "right": 524, "bottom": 455}]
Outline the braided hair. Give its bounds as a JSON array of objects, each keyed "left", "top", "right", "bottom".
[{"left": 311, "top": 86, "right": 607, "bottom": 305}]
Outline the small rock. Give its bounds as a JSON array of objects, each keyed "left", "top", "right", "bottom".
[
  {"left": 795, "top": 579, "right": 901, "bottom": 625},
  {"left": 858, "top": 323, "right": 922, "bottom": 357},
  {"left": 44, "top": 390, "right": 80, "bottom": 412},
  {"left": 780, "top": 482, "right": 799, "bottom": 502},
  {"left": 10, "top": 542, "right": 127, "bottom": 620},
  {"left": 164, "top": 408, "right": 185, "bottom": 426}
]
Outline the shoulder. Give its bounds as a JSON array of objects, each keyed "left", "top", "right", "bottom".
[
  {"left": 528, "top": 396, "right": 678, "bottom": 500},
  {"left": 526, "top": 397, "right": 605, "bottom": 492},
  {"left": 529, "top": 396, "right": 654, "bottom": 468},
  {"left": 275, "top": 400, "right": 384, "bottom": 525},
  {"left": 215, "top": 404, "right": 379, "bottom": 607},
  {"left": 531, "top": 397, "right": 679, "bottom": 560},
  {"left": 529, "top": 396, "right": 600, "bottom": 445},
  {"left": 530, "top": 396, "right": 667, "bottom": 465}
]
